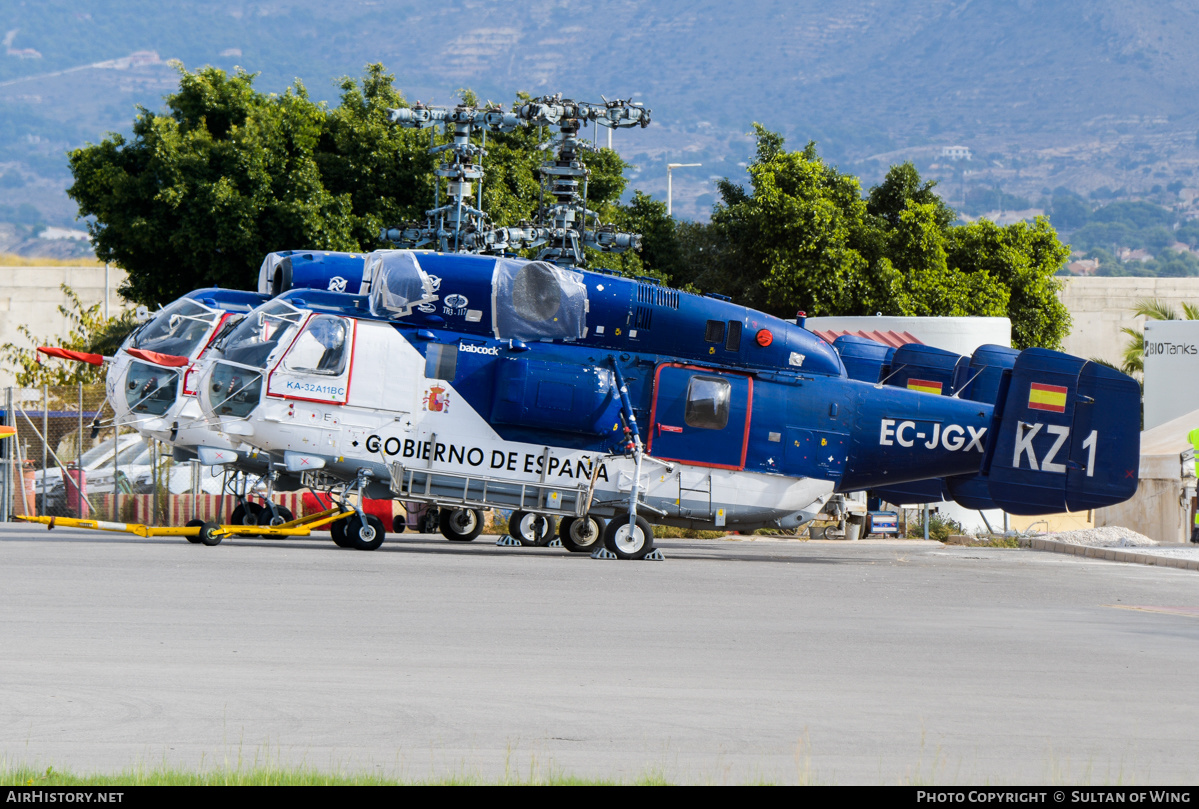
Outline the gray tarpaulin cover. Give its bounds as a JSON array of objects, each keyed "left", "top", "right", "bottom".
[
  {"left": 491, "top": 259, "right": 587, "bottom": 341},
  {"left": 368, "top": 251, "right": 438, "bottom": 317}
]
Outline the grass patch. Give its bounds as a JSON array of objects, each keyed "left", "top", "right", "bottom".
[
  {"left": 0, "top": 762, "right": 672, "bottom": 786},
  {"left": 651, "top": 524, "right": 730, "bottom": 539}
]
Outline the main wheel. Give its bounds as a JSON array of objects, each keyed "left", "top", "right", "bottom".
[
  {"left": 264, "top": 504, "right": 294, "bottom": 527},
  {"left": 331, "top": 514, "right": 354, "bottom": 548},
  {"left": 230, "top": 501, "right": 264, "bottom": 526},
  {"left": 559, "top": 515, "right": 606, "bottom": 553},
  {"left": 509, "top": 510, "right": 556, "bottom": 547},
  {"left": 197, "top": 521, "right": 223, "bottom": 547},
  {"left": 184, "top": 518, "right": 204, "bottom": 544},
  {"left": 344, "top": 513, "right": 386, "bottom": 551},
  {"left": 440, "top": 507, "right": 483, "bottom": 542},
  {"left": 602, "top": 515, "right": 654, "bottom": 560}
]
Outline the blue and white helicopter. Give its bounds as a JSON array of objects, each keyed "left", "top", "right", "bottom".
[
  {"left": 186, "top": 247, "right": 1141, "bottom": 559},
  {"left": 51, "top": 250, "right": 370, "bottom": 526}
]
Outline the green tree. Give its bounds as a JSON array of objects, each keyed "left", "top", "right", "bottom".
[
  {"left": 675, "top": 127, "right": 1070, "bottom": 348},
  {"left": 68, "top": 64, "right": 440, "bottom": 306},
  {"left": 943, "top": 216, "right": 1071, "bottom": 349},
  {"left": 69, "top": 68, "right": 637, "bottom": 303},
  {"left": 866, "top": 161, "right": 956, "bottom": 230}
]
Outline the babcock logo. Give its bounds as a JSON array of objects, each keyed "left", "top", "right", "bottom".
[{"left": 460, "top": 342, "right": 500, "bottom": 356}]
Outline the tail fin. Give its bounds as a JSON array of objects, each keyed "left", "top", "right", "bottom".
[{"left": 984, "top": 349, "right": 1140, "bottom": 514}]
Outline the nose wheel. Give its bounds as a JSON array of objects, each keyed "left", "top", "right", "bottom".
[
  {"left": 602, "top": 515, "right": 654, "bottom": 560},
  {"left": 342, "top": 513, "right": 386, "bottom": 551}
]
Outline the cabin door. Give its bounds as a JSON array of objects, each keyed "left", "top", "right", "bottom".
[{"left": 647, "top": 363, "right": 751, "bottom": 470}]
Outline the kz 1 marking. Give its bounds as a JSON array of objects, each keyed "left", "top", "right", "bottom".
[
  {"left": 878, "top": 419, "right": 986, "bottom": 452},
  {"left": 1013, "top": 423, "right": 1098, "bottom": 477}
]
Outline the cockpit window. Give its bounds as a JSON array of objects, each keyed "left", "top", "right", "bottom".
[
  {"left": 217, "top": 300, "right": 304, "bottom": 368},
  {"left": 131, "top": 299, "right": 220, "bottom": 358},
  {"left": 492, "top": 259, "right": 587, "bottom": 341},
  {"left": 283, "top": 315, "right": 350, "bottom": 376}
]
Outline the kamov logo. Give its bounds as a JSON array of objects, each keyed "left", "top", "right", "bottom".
[
  {"left": 460, "top": 342, "right": 500, "bottom": 356},
  {"left": 327, "top": 276, "right": 348, "bottom": 292}
]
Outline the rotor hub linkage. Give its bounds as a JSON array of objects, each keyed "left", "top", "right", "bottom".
[{"left": 381, "top": 95, "right": 650, "bottom": 266}]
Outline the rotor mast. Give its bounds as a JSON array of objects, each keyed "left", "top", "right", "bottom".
[{"left": 381, "top": 94, "right": 651, "bottom": 267}]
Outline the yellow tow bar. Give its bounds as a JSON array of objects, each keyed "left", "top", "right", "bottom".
[{"left": 15, "top": 508, "right": 355, "bottom": 544}]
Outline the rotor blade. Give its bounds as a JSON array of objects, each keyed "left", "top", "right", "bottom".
[
  {"left": 38, "top": 346, "right": 105, "bottom": 365},
  {"left": 125, "top": 348, "right": 190, "bottom": 367}
]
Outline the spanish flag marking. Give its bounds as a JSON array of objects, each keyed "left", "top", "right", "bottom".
[
  {"left": 1028, "top": 382, "right": 1068, "bottom": 413},
  {"left": 907, "top": 378, "right": 943, "bottom": 395}
]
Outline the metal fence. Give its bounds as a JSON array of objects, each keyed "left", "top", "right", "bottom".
[
  {"left": 1, "top": 384, "right": 240, "bottom": 526},
  {"left": 0, "top": 384, "right": 404, "bottom": 529}
]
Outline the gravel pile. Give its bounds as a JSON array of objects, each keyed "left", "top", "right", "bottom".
[{"left": 1040, "top": 525, "right": 1158, "bottom": 548}]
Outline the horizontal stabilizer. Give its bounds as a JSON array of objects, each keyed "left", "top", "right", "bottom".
[
  {"left": 884, "top": 344, "right": 968, "bottom": 397},
  {"left": 833, "top": 335, "right": 894, "bottom": 383},
  {"left": 985, "top": 349, "right": 1140, "bottom": 514}
]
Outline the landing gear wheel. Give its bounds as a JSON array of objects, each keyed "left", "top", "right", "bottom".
[
  {"left": 559, "top": 515, "right": 606, "bottom": 553},
  {"left": 185, "top": 518, "right": 204, "bottom": 544},
  {"left": 440, "top": 508, "right": 483, "bottom": 542},
  {"left": 265, "top": 505, "right": 294, "bottom": 527},
  {"left": 419, "top": 507, "right": 440, "bottom": 534},
  {"left": 197, "top": 521, "right": 223, "bottom": 547},
  {"left": 230, "top": 502, "right": 264, "bottom": 526},
  {"left": 509, "top": 510, "right": 556, "bottom": 547},
  {"left": 392, "top": 514, "right": 407, "bottom": 534},
  {"left": 344, "top": 513, "right": 386, "bottom": 551},
  {"left": 331, "top": 515, "right": 354, "bottom": 548},
  {"left": 602, "top": 515, "right": 654, "bottom": 560}
]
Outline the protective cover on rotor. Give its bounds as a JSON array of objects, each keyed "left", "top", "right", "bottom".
[
  {"left": 491, "top": 258, "right": 587, "bottom": 342},
  {"left": 368, "top": 251, "right": 439, "bottom": 317}
]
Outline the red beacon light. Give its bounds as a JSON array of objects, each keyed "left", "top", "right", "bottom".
[{"left": 756, "top": 329, "right": 773, "bottom": 347}]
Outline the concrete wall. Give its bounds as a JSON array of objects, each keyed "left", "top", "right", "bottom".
[
  {"left": 0, "top": 265, "right": 129, "bottom": 389},
  {"left": 1096, "top": 478, "right": 1190, "bottom": 544},
  {"left": 1058, "top": 276, "right": 1199, "bottom": 366}
]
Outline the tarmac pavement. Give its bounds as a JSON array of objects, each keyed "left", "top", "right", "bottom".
[{"left": 1, "top": 524, "right": 1197, "bottom": 784}]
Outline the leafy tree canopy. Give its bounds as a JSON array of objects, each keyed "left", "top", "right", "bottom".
[
  {"left": 653, "top": 126, "right": 1070, "bottom": 349},
  {"left": 69, "top": 65, "right": 634, "bottom": 305}
]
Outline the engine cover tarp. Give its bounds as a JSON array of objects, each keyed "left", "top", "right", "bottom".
[{"left": 491, "top": 259, "right": 587, "bottom": 342}]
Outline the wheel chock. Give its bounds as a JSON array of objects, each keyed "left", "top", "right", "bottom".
[
  {"left": 548, "top": 538, "right": 562, "bottom": 547},
  {"left": 495, "top": 535, "right": 522, "bottom": 547},
  {"left": 643, "top": 548, "right": 665, "bottom": 561},
  {"left": 590, "top": 546, "right": 618, "bottom": 559}
]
